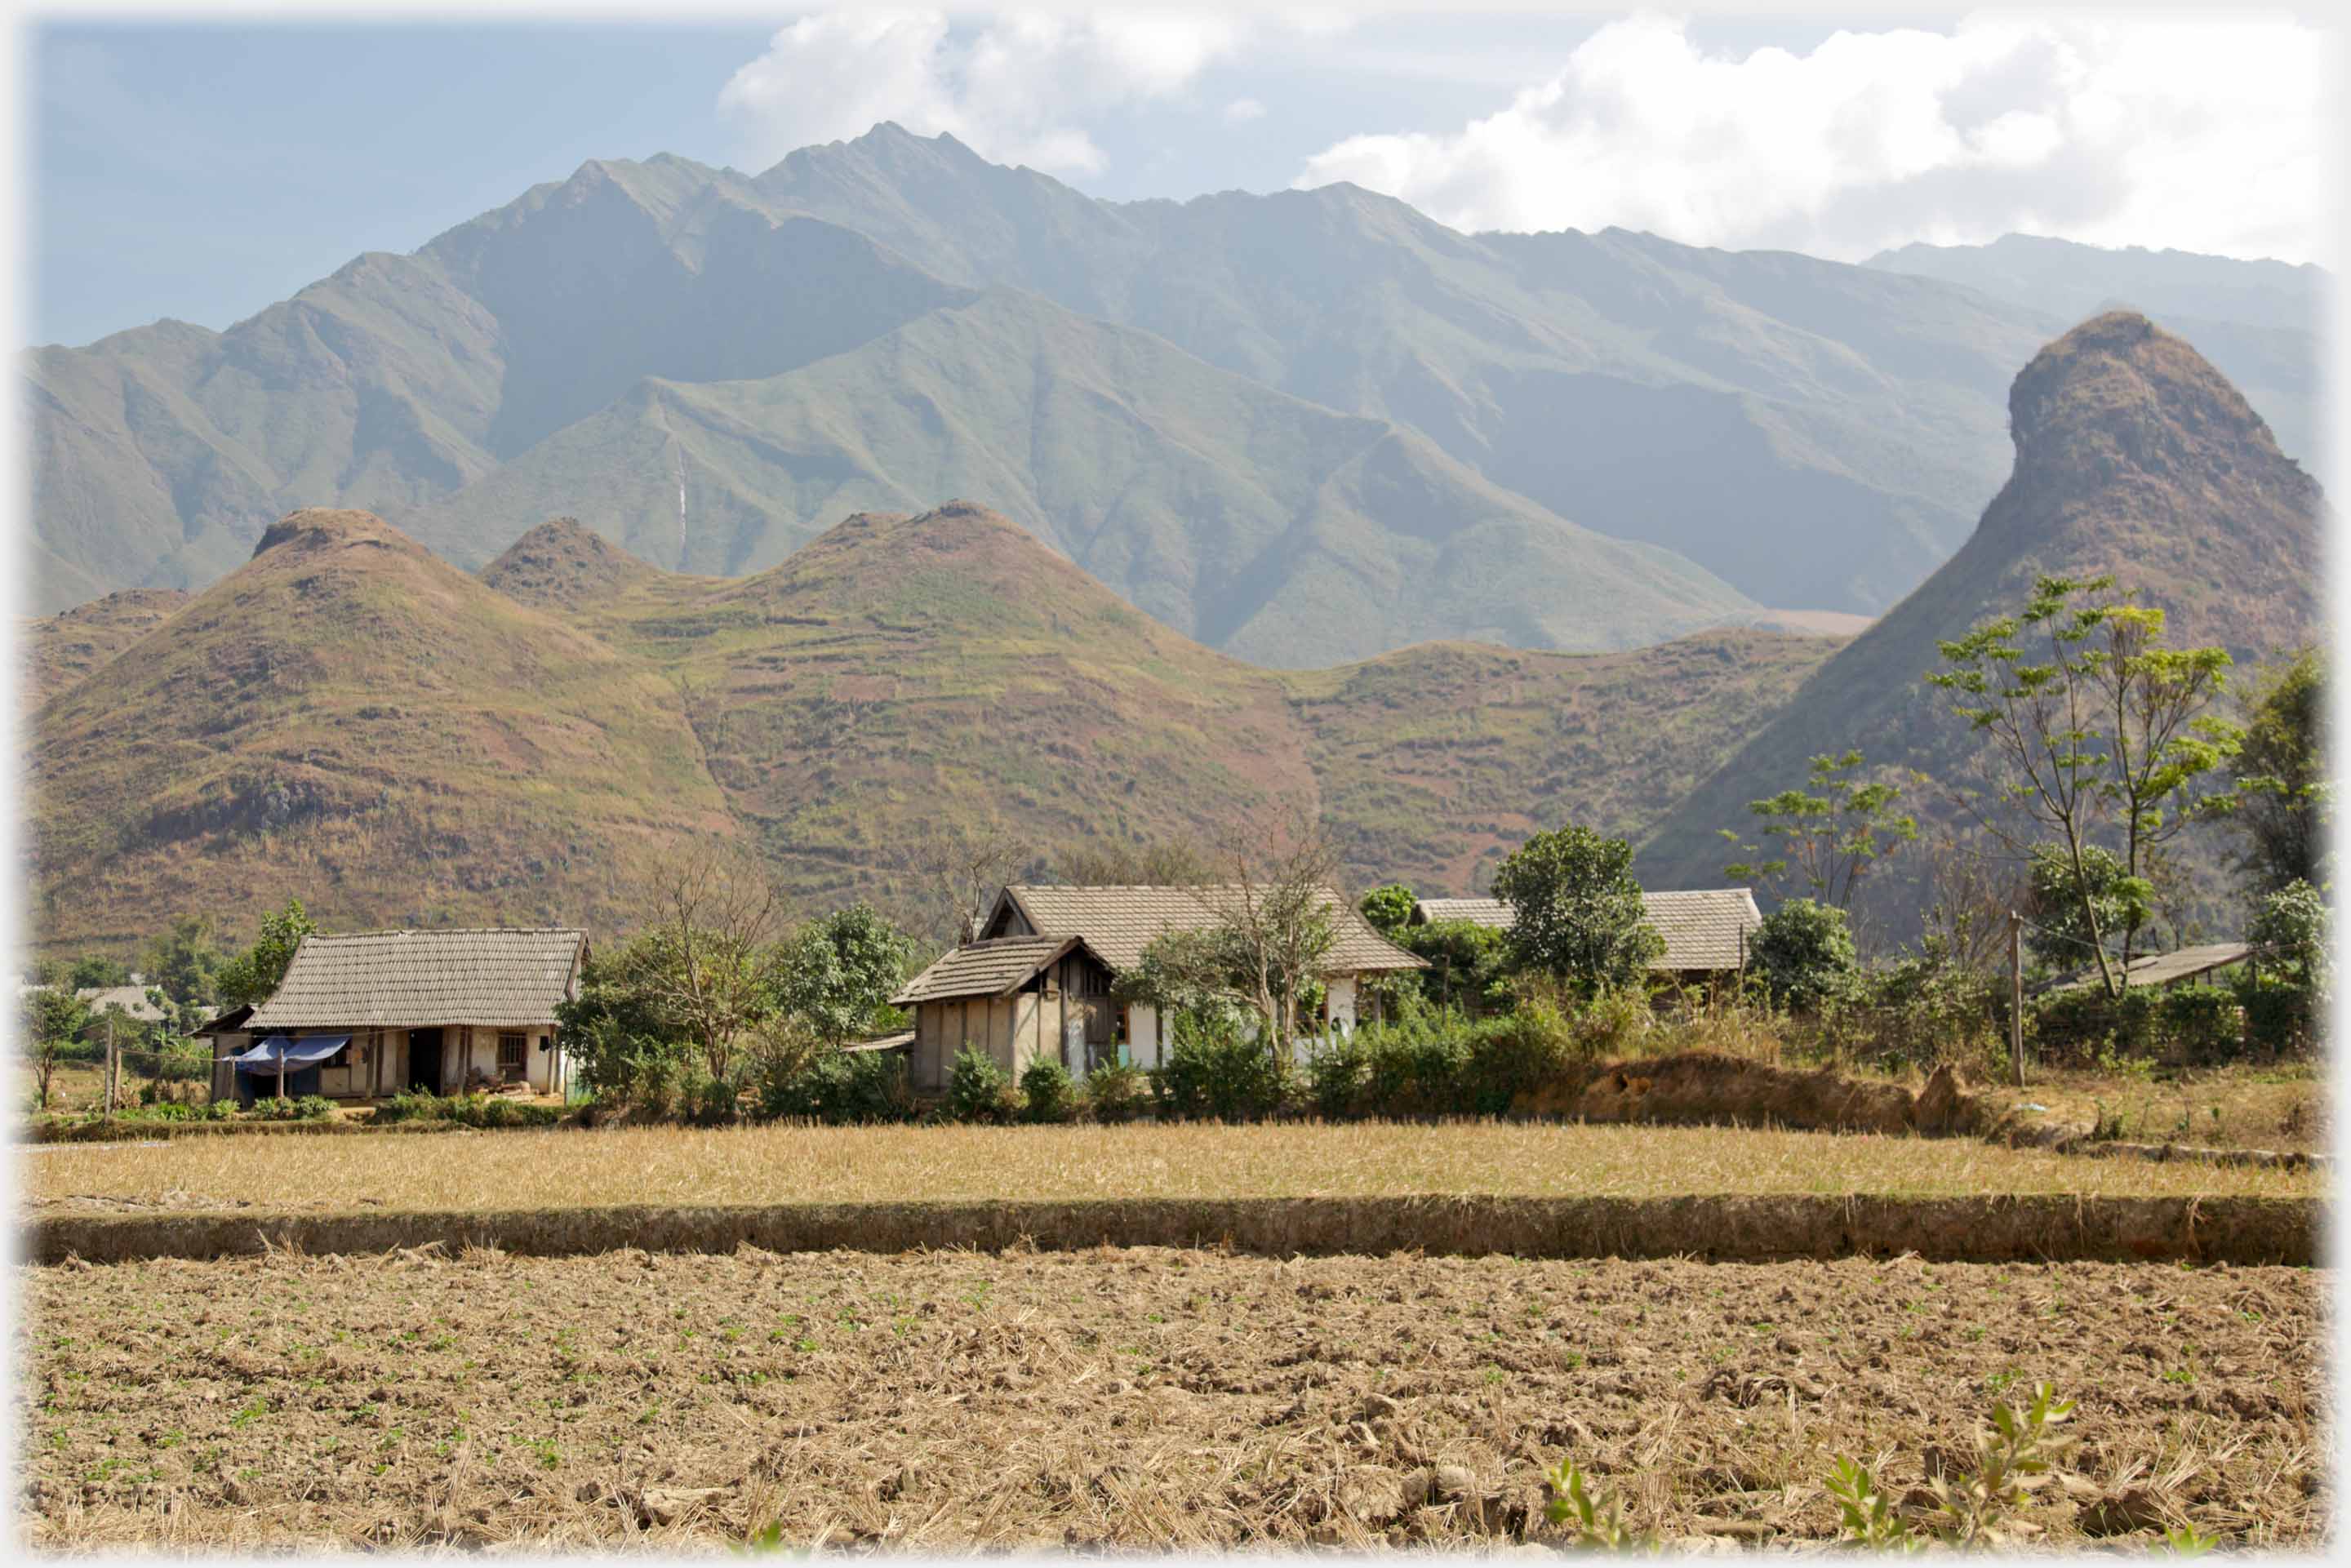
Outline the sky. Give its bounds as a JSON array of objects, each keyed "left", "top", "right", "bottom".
[{"left": 26, "top": 7, "right": 2342, "bottom": 349}]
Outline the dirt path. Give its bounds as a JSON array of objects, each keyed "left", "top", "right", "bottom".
[{"left": 20, "top": 1247, "right": 2324, "bottom": 1551}]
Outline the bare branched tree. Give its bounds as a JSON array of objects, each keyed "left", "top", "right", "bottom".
[
  {"left": 1194, "top": 812, "right": 1343, "bottom": 1063},
  {"left": 624, "top": 841, "right": 785, "bottom": 1085},
  {"left": 918, "top": 823, "right": 1033, "bottom": 944}
]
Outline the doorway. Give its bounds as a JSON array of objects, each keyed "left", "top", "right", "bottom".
[{"left": 407, "top": 1028, "right": 443, "bottom": 1093}]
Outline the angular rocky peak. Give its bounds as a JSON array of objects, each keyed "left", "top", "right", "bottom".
[{"left": 251, "top": 508, "right": 433, "bottom": 565}]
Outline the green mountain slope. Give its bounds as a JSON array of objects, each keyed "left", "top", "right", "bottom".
[
  {"left": 405, "top": 289, "right": 1755, "bottom": 665},
  {"left": 28, "top": 509, "right": 741, "bottom": 952},
  {"left": 27, "top": 504, "right": 1841, "bottom": 955},
  {"left": 1636, "top": 312, "right": 2329, "bottom": 925}
]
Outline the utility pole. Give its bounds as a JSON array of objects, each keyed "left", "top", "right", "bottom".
[
  {"left": 103, "top": 1012, "right": 118, "bottom": 1117},
  {"left": 2008, "top": 909, "right": 2025, "bottom": 1089}
]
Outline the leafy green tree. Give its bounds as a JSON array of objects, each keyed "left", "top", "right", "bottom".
[
  {"left": 2248, "top": 880, "right": 2330, "bottom": 997},
  {"left": 1933, "top": 575, "right": 2237, "bottom": 996},
  {"left": 20, "top": 970, "right": 91, "bottom": 1110},
  {"left": 144, "top": 915, "right": 223, "bottom": 1011},
  {"left": 68, "top": 954, "right": 131, "bottom": 991},
  {"left": 772, "top": 904, "right": 915, "bottom": 1046},
  {"left": 1399, "top": 917, "right": 1510, "bottom": 1014},
  {"left": 1357, "top": 883, "right": 1419, "bottom": 939},
  {"left": 1490, "top": 823, "right": 1661, "bottom": 995},
  {"left": 2021, "top": 844, "right": 2144, "bottom": 972},
  {"left": 1747, "top": 898, "right": 1859, "bottom": 1011},
  {"left": 2217, "top": 646, "right": 2328, "bottom": 898},
  {"left": 214, "top": 899, "right": 321, "bottom": 1008},
  {"left": 1719, "top": 749, "right": 1917, "bottom": 908}
]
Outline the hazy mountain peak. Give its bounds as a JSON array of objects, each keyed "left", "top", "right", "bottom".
[
  {"left": 253, "top": 507, "right": 431, "bottom": 565},
  {"left": 481, "top": 515, "right": 665, "bottom": 610}
]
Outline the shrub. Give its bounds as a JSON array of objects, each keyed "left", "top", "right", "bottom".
[
  {"left": 761, "top": 1048, "right": 913, "bottom": 1124},
  {"left": 1020, "top": 1060, "right": 1074, "bottom": 1124},
  {"left": 2239, "top": 973, "right": 2314, "bottom": 1055},
  {"left": 1461, "top": 1001, "right": 1575, "bottom": 1113},
  {"left": 1569, "top": 987, "right": 1654, "bottom": 1060},
  {"left": 2158, "top": 984, "right": 2240, "bottom": 1061},
  {"left": 2032, "top": 985, "right": 2158, "bottom": 1065},
  {"left": 1300, "top": 1032, "right": 1367, "bottom": 1119},
  {"left": 1078, "top": 1061, "right": 1149, "bottom": 1124},
  {"left": 374, "top": 1089, "right": 444, "bottom": 1125},
  {"left": 1749, "top": 899, "right": 1859, "bottom": 1011},
  {"left": 1355, "top": 1015, "right": 1469, "bottom": 1117},
  {"left": 1153, "top": 1011, "right": 1285, "bottom": 1121},
  {"left": 946, "top": 1046, "right": 1015, "bottom": 1124},
  {"left": 249, "top": 1095, "right": 336, "bottom": 1122}
]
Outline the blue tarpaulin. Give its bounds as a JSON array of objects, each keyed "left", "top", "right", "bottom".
[{"left": 233, "top": 1034, "right": 350, "bottom": 1073}]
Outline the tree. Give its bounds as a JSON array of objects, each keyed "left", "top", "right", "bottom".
[
  {"left": 623, "top": 845, "right": 789, "bottom": 1087},
  {"left": 1398, "top": 917, "right": 1510, "bottom": 1014},
  {"left": 68, "top": 954, "right": 131, "bottom": 991},
  {"left": 918, "top": 823, "right": 1033, "bottom": 944},
  {"left": 214, "top": 899, "right": 320, "bottom": 1008},
  {"left": 1719, "top": 750, "right": 1917, "bottom": 908},
  {"left": 2021, "top": 844, "right": 2144, "bottom": 972},
  {"left": 1932, "top": 575, "right": 2237, "bottom": 997},
  {"left": 1051, "top": 837, "right": 1214, "bottom": 887},
  {"left": 1358, "top": 883, "right": 1419, "bottom": 939},
  {"left": 2248, "top": 880, "right": 2330, "bottom": 997},
  {"left": 2218, "top": 646, "right": 2328, "bottom": 899},
  {"left": 1116, "top": 817, "right": 1343, "bottom": 1062},
  {"left": 144, "top": 915, "right": 222, "bottom": 1011},
  {"left": 772, "top": 904, "right": 916, "bottom": 1046},
  {"left": 1748, "top": 899, "right": 1860, "bottom": 1011},
  {"left": 21, "top": 972, "right": 91, "bottom": 1110},
  {"left": 1490, "top": 823, "right": 1662, "bottom": 995}
]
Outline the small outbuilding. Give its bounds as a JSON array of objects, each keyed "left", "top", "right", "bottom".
[{"left": 238, "top": 926, "right": 588, "bottom": 1103}]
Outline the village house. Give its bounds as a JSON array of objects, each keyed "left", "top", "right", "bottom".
[
  {"left": 1409, "top": 888, "right": 1763, "bottom": 988},
  {"left": 891, "top": 884, "right": 1424, "bottom": 1093},
  {"left": 224, "top": 927, "right": 588, "bottom": 1105}
]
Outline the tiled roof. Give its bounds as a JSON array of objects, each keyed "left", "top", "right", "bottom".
[
  {"left": 1411, "top": 889, "right": 1762, "bottom": 974},
  {"left": 998, "top": 884, "right": 1424, "bottom": 973},
  {"left": 1640, "top": 889, "right": 1763, "bottom": 973},
  {"left": 247, "top": 927, "right": 587, "bottom": 1030},
  {"left": 891, "top": 936, "right": 1078, "bottom": 1006}
]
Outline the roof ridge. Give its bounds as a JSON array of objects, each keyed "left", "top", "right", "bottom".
[{"left": 304, "top": 926, "right": 588, "bottom": 939}]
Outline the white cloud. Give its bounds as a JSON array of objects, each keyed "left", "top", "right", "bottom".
[
  {"left": 1224, "top": 96, "right": 1266, "bottom": 123},
  {"left": 1295, "top": 11, "right": 2335, "bottom": 264},
  {"left": 718, "top": 7, "right": 1270, "bottom": 175}
]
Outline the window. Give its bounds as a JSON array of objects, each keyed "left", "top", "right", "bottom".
[{"left": 497, "top": 1033, "right": 527, "bottom": 1081}]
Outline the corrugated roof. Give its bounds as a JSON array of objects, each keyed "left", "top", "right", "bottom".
[
  {"left": 891, "top": 936, "right": 1078, "bottom": 1006},
  {"left": 2041, "top": 942, "right": 2255, "bottom": 995},
  {"left": 998, "top": 884, "right": 1424, "bottom": 973},
  {"left": 1411, "top": 889, "right": 1762, "bottom": 974},
  {"left": 247, "top": 927, "right": 587, "bottom": 1030}
]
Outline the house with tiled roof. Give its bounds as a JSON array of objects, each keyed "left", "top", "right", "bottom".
[
  {"left": 226, "top": 927, "right": 587, "bottom": 1103},
  {"left": 891, "top": 884, "right": 1422, "bottom": 1091},
  {"left": 1410, "top": 889, "right": 1762, "bottom": 984}
]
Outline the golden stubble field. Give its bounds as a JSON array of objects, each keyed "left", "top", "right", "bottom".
[
  {"left": 18, "top": 1245, "right": 2324, "bottom": 1551},
  {"left": 20, "top": 1119, "right": 2322, "bottom": 1219}
]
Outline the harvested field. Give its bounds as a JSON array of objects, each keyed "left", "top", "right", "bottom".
[
  {"left": 19, "top": 1247, "right": 2326, "bottom": 1551},
  {"left": 20, "top": 1121, "right": 2322, "bottom": 1219}
]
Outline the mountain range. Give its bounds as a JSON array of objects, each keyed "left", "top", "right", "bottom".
[
  {"left": 27, "top": 124, "right": 2329, "bottom": 668},
  {"left": 26, "top": 309, "right": 2324, "bottom": 956}
]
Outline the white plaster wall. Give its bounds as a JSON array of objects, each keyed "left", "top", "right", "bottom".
[
  {"left": 1129, "top": 1005, "right": 1160, "bottom": 1068},
  {"left": 1327, "top": 975, "right": 1358, "bottom": 1033}
]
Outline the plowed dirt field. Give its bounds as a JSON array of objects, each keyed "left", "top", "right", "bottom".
[{"left": 18, "top": 1246, "right": 2326, "bottom": 1551}]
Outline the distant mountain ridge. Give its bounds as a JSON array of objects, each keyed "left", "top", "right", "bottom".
[{"left": 24, "top": 125, "right": 2329, "bottom": 670}]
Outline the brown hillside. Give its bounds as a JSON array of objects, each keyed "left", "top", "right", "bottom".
[
  {"left": 29, "top": 509, "right": 741, "bottom": 953},
  {"left": 1638, "top": 312, "right": 2327, "bottom": 923},
  {"left": 20, "top": 587, "right": 189, "bottom": 708},
  {"left": 29, "top": 501, "right": 1838, "bottom": 956},
  {"left": 480, "top": 515, "right": 671, "bottom": 611}
]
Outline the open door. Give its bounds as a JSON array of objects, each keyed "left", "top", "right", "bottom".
[{"left": 407, "top": 1028, "right": 443, "bottom": 1093}]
